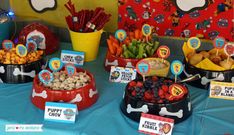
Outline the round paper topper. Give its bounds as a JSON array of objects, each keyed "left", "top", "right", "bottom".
[
  {"left": 170, "top": 60, "right": 183, "bottom": 76},
  {"left": 224, "top": 43, "right": 234, "bottom": 56},
  {"left": 157, "top": 45, "right": 170, "bottom": 59},
  {"left": 115, "top": 29, "right": 127, "bottom": 41},
  {"left": 213, "top": 37, "right": 226, "bottom": 49},
  {"left": 142, "top": 24, "right": 152, "bottom": 36},
  {"left": 2, "top": 40, "right": 14, "bottom": 51},
  {"left": 26, "top": 40, "right": 37, "bottom": 52},
  {"left": 136, "top": 60, "right": 150, "bottom": 75},
  {"left": 16, "top": 44, "right": 28, "bottom": 57},
  {"left": 187, "top": 37, "right": 201, "bottom": 50},
  {"left": 169, "top": 84, "right": 186, "bottom": 99},
  {"left": 65, "top": 63, "right": 77, "bottom": 77},
  {"left": 49, "top": 58, "right": 63, "bottom": 72},
  {"left": 39, "top": 70, "right": 54, "bottom": 85}
]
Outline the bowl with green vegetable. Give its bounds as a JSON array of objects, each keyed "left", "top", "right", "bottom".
[{"left": 104, "top": 33, "right": 160, "bottom": 72}]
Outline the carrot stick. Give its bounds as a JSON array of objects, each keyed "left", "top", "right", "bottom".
[
  {"left": 139, "top": 30, "right": 143, "bottom": 39},
  {"left": 116, "top": 47, "right": 123, "bottom": 56},
  {"left": 107, "top": 39, "right": 115, "bottom": 55},
  {"left": 135, "top": 29, "right": 140, "bottom": 40}
]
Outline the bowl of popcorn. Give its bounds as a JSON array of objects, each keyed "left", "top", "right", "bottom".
[
  {"left": 0, "top": 41, "right": 44, "bottom": 83},
  {"left": 31, "top": 59, "right": 98, "bottom": 110}
]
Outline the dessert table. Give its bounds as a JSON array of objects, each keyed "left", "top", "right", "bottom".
[{"left": 0, "top": 41, "right": 233, "bottom": 135}]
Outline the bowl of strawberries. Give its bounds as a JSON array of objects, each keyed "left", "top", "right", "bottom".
[{"left": 120, "top": 76, "right": 192, "bottom": 123}]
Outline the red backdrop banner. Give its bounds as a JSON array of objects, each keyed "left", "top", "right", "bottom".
[{"left": 118, "top": 0, "right": 233, "bottom": 41}]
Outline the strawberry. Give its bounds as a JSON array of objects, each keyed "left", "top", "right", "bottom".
[
  {"left": 152, "top": 76, "right": 158, "bottom": 82},
  {"left": 144, "top": 91, "right": 153, "bottom": 101},
  {"left": 129, "top": 81, "right": 137, "bottom": 87},
  {"left": 158, "top": 89, "right": 164, "bottom": 97},
  {"left": 158, "top": 99, "right": 163, "bottom": 104},
  {"left": 136, "top": 81, "right": 143, "bottom": 87},
  {"left": 161, "top": 85, "right": 169, "bottom": 92},
  {"left": 131, "top": 90, "right": 136, "bottom": 96}
]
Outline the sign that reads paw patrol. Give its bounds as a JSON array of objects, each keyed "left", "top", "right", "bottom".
[
  {"left": 44, "top": 102, "right": 77, "bottom": 123},
  {"left": 109, "top": 66, "right": 137, "bottom": 83},
  {"left": 209, "top": 81, "right": 234, "bottom": 100},
  {"left": 61, "top": 50, "right": 84, "bottom": 66},
  {"left": 138, "top": 113, "right": 174, "bottom": 135}
]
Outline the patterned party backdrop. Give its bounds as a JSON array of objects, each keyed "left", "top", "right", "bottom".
[{"left": 118, "top": 0, "right": 233, "bottom": 41}]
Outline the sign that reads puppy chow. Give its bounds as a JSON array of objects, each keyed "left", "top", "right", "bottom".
[
  {"left": 109, "top": 66, "right": 137, "bottom": 83},
  {"left": 44, "top": 102, "right": 77, "bottom": 123},
  {"left": 61, "top": 50, "right": 84, "bottom": 66},
  {"left": 209, "top": 81, "right": 234, "bottom": 100},
  {"left": 139, "top": 113, "right": 174, "bottom": 135}
]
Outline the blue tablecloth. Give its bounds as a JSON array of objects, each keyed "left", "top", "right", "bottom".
[{"left": 0, "top": 42, "right": 233, "bottom": 135}]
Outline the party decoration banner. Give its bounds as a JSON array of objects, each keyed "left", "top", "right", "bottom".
[{"left": 118, "top": 0, "right": 233, "bottom": 41}]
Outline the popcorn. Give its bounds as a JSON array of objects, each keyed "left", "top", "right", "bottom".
[{"left": 0, "top": 48, "right": 43, "bottom": 64}]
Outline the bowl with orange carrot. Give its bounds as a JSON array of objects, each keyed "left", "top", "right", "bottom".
[{"left": 104, "top": 29, "right": 159, "bottom": 71}]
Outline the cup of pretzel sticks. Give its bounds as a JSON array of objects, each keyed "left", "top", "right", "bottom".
[{"left": 65, "top": 0, "right": 111, "bottom": 62}]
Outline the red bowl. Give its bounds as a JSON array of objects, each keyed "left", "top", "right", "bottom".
[
  {"left": 31, "top": 68, "right": 98, "bottom": 110},
  {"left": 104, "top": 51, "right": 157, "bottom": 72}
]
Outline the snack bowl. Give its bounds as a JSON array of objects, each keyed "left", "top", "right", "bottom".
[
  {"left": 120, "top": 77, "right": 192, "bottom": 123},
  {"left": 180, "top": 59, "right": 234, "bottom": 89},
  {"left": 0, "top": 58, "right": 45, "bottom": 83},
  {"left": 104, "top": 50, "right": 141, "bottom": 71},
  {"left": 104, "top": 51, "right": 170, "bottom": 78},
  {"left": 31, "top": 68, "right": 98, "bottom": 110}
]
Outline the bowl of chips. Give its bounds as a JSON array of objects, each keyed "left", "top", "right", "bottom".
[{"left": 0, "top": 41, "right": 45, "bottom": 83}]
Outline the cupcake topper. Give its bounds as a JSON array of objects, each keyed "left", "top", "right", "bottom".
[
  {"left": 213, "top": 37, "right": 226, "bottom": 56},
  {"left": 157, "top": 45, "right": 170, "bottom": 63},
  {"left": 26, "top": 40, "right": 37, "bottom": 52},
  {"left": 187, "top": 37, "right": 201, "bottom": 50},
  {"left": 65, "top": 63, "right": 77, "bottom": 77},
  {"left": 16, "top": 44, "right": 28, "bottom": 57},
  {"left": 170, "top": 60, "right": 183, "bottom": 83},
  {"left": 49, "top": 58, "right": 63, "bottom": 72},
  {"left": 136, "top": 60, "right": 150, "bottom": 81},
  {"left": 39, "top": 70, "right": 54, "bottom": 85},
  {"left": 115, "top": 29, "right": 127, "bottom": 42},
  {"left": 142, "top": 24, "right": 152, "bottom": 43},
  {"left": 2, "top": 40, "right": 14, "bottom": 51},
  {"left": 224, "top": 42, "right": 234, "bottom": 63}
]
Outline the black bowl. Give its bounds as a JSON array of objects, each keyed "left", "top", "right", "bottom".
[
  {"left": 180, "top": 59, "right": 234, "bottom": 89},
  {"left": 0, "top": 58, "right": 45, "bottom": 83},
  {"left": 120, "top": 78, "right": 192, "bottom": 123}
]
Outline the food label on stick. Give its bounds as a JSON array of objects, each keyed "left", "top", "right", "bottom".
[
  {"left": 61, "top": 50, "right": 84, "bottom": 66},
  {"left": 26, "top": 40, "right": 37, "bottom": 52},
  {"left": 16, "top": 44, "right": 27, "bottom": 57},
  {"left": 138, "top": 113, "right": 174, "bottom": 135},
  {"left": 2, "top": 40, "right": 14, "bottom": 51},
  {"left": 136, "top": 60, "right": 150, "bottom": 76},
  {"left": 142, "top": 24, "right": 152, "bottom": 36},
  {"left": 39, "top": 70, "right": 54, "bottom": 85},
  {"left": 65, "top": 63, "right": 76, "bottom": 77},
  {"left": 187, "top": 37, "right": 201, "bottom": 50},
  {"left": 209, "top": 81, "right": 234, "bottom": 100},
  {"left": 44, "top": 102, "right": 77, "bottom": 123},
  {"left": 170, "top": 60, "right": 183, "bottom": 76},
  {"left": 169, "top": 84, "right": 186, "bottom": 99},
  {"left": 224, "top": 43, "right": 234, "bottom": 56},
  {"left": 157, "top": 46, "right": 170, "bottom": 59},
  {"left": 49, "top": 58, "right": 63, "bottom": 72},
  {"left": 213, "top": 37, "right": 225, "bottom": 49},
  {"left": 109, "top": 66, "right": 137, "bottom": 83},
  {"left": 115, "top": 29, "right": 127, "bottom": 41}
]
